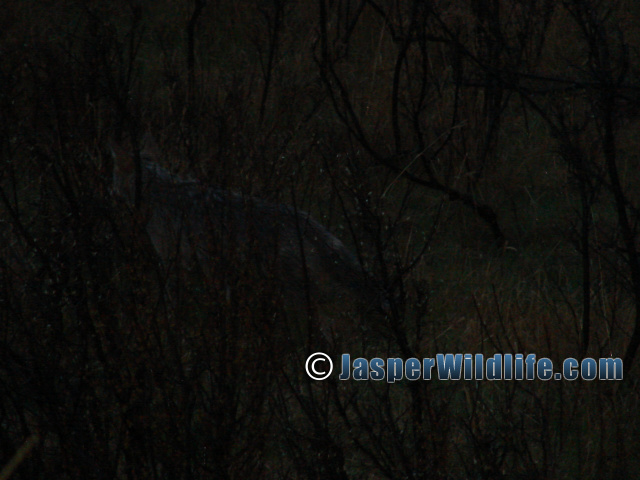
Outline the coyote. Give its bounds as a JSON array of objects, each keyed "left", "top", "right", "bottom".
[{"left": 111, "top": 136, "right": 388, "bottom": 319}]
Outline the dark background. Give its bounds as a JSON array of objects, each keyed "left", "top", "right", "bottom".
[{"left": 1, "top": 1, "right": 639, "bottom": 478}]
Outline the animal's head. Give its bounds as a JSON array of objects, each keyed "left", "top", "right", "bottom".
[{"left": 110, "top": 133, "right": 162, "bottom": 206}]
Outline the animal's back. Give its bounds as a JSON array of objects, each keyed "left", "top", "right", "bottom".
[{"left": 112, "top": 138, "right": 388, "bottom": 318}]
